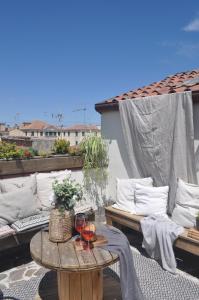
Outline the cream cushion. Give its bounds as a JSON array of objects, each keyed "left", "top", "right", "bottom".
[
  {"left": 172, "top": 179, "right": 199, "bottom": 228},
  {"left": 0, "top": 186, "right": 39, "bottom": 226},
  {"left": 36, "top": 169, "right": 71, "bottom": 209},
  {"left": 135, "top": 184, "right": 169, "bottom": 216},
  {"left": 113, "top": 177, "right": 153, "bottom": 214},
  {"left": 0, "top": 174, "right": 41, "bottom": 208}
]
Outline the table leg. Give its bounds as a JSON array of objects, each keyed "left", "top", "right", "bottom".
[{"left": 57, "top": 270, "right": 103, "bottom": 300}]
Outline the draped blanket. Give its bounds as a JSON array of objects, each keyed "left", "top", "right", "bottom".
[
  {"left": 98, "top": 224, "right": 145, "bottom": 300},
  {"left": 119, "top": 92, "right": 197, "bottom": 214},
  {"left": 140, "top": 215, "right": 184, "bottom": 273}
]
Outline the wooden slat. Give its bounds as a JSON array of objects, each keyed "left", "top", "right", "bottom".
[
  {"left": 57, "top": 271, "right": 69, "bottom": 300},
  {"left": 41, "top": 231, "right": 60, "bottom": 269},
  {"left": 30, "top": 231, "right": 42, "bottom": 263},
  {"left": 69, "top": 273, "right": 81, "bottom": 300},
  {"left": 58, "top": 241, "right": 79, "bottom": 270},
  {"left": 75, "top": 248, "right": 97, "bottom": 269},
  {"left": 92, "top": 270, "right": 103, "bottom": 300},
  {"left": 92, "top": 247, "right": 113, "bottom": 267},
  {"left": 81, "top": 272, "right": 93, "bottom": 300}
]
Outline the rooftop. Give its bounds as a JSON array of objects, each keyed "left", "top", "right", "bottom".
[{"left": 95, "top": 69, "right": 199, "bottom": 113}]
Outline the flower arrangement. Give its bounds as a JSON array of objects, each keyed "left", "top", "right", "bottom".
[{"left": 52, "top": 177, "right": 83, "bottom": 212}]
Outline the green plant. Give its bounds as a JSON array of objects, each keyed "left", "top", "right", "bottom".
[
  {"left": 68, "top": 145, "right": 82, "bottom": 156},
  {"left": 79, "top": 136, "right": 108, "bottom": 169},
  {"left": 52, "top": 177, "right": 83, "bottom": 211},
  {"left": 28, "top": 147, "right": 38, "bottom": 156},
  {"left": 38, "top": 151, "right": 50, "bottom": 158},
  {"left": 53, "top": 139, "right": 70, "bottom": 154},
  {"left": 0, "top": 142, "right": 21, "bottom": 160},
  {"left": 79, "top": 136, "right": 109, "bottom": 208}
]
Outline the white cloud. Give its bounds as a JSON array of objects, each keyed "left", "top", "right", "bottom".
[
  {"left": 160, "top": 40, "right": 199, "bottom": 58},
  {"left": 183, "top": 18, "right": 199, "bottom": 32}
]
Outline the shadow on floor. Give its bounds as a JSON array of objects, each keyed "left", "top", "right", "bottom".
[{"left": 34, "top": 270, "right": 122, "bottom": 300}]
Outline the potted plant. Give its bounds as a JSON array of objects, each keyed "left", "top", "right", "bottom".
[
  {"left": 196, "top": 212, "right": 199, "bottom": 231},
  {"left": 49, "top": 177, "right": 83, "bottom": 242}
]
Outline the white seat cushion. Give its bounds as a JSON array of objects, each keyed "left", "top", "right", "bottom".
[
  {"left": 36, "top": 169, "right": 71, "bottom": 209},
  {"left": 172, "top": 179, "right": 199, "bottom": 228},
  {"left": 115, "top": 177, "right": 153, "bottom": 214},
  {"left": 0, "top": 186, "right": 39, "bottom": 226},
  {"left": 135, "top": 184, "right": 169, "bottom": 216}
]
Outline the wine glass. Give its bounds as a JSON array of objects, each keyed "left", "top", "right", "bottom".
[
  {"left": 75, "top": 213, "right": 86, "bottom": 240},
  {"left": 81, "top": 221, "right": 95, "bottom": 250}
]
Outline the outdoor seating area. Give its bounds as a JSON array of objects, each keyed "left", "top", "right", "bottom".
[{"left": 1, "top": 71, "right": 199, "bottom": 299}]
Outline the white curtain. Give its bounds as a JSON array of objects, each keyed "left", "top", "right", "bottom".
[{"left": 119, "top": 91, "right": 197, "bottom": 214}]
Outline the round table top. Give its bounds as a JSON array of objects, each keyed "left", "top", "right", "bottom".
[{"left": 30, "top": 230, "right": 119, "bottom": 273}]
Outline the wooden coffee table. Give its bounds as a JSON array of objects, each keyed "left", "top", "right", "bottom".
[{"left": 30, "top": 230, "right": 119, "bottom": 300}]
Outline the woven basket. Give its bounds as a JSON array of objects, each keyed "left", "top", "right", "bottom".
[{"left": 49, "top": 208, "right": 74, "bottom": 242}]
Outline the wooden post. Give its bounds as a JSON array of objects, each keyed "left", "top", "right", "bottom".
[{"left": 57, "top": 270, "right": 103, "bottom": 300}]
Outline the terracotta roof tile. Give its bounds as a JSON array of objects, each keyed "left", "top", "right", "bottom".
[
  {"left": 63, "top": 124, "right": 100, "bottom": 131},
  {"left": 96, "top": 69, "right": 199, "bottom": 109}
]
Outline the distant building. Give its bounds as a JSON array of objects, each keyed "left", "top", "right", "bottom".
[
  {"left": 5, "top": 120, "right": 101, "bottom": 146},
  {"left": 62, "top": 124, "right": 101, "bottom": 146},
  {"left": 19, "top": 120, "right": 60, "bottom": 138}
]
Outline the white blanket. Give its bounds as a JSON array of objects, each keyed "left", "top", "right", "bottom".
[{"left": 140, "top": 215, "right": 184, "bottom": 274}]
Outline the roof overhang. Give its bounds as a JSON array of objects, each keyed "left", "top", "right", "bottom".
[{"left": 95, "top": 91, "right": 199, "bottom": 114}]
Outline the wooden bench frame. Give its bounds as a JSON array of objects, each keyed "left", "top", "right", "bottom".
[{"left": 105, "top": 206, "right": 199, "bottom": 256}]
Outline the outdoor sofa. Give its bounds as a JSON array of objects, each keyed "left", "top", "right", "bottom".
[
  {"left": 105, "top": 206, "right": 199, "bottom": 256},
  {"left": 0, "top": 169, "right": 91, "bottom": 252},
  {"left": 105, "top": 177, "right": 199, "bottom": 257}
]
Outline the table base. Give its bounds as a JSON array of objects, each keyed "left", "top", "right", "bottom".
[{"left": 57, "top": 269, "right": 103, "bottom": 300}]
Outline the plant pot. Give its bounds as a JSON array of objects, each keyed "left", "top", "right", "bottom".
[
  {"left": 196, "top": 218, "right": 199, "bottom": 231},
  {"left": 49, "top": 208, "right": 74, "bottom": 242}
]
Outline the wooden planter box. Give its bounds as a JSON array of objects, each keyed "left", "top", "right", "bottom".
[{"left": 0, "top": 155, "right": 83, "bottom": 177}]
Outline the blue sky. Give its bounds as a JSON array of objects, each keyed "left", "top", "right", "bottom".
[{"left": 0, "top": 1, "right": 199, "bottom": 126}]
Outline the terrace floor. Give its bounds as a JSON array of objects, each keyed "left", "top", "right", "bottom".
[{"left": 0, "top": 227, "right": 199, "bottom": 300}]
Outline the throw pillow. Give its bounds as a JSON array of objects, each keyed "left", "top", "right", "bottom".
[
  {"left": 114, "top": 177, "right": 153, "bottom": 213},
  {"left": 135, "top": 184, "right": 169, "bottom": 216},
  {"left": 171, "top": 178, "right": 199, "bottom": 228},
  {"left": 0, "top": 174, "right": 36, "bottom": 193},
  {"left": 0, "top": 186, "right": 39, "bottom": 226},
  {"left": 36, "top": 169, "right": 71, "bottom": 209},
  {"left": 0, "top": 174, "right": 41, "bottom": 209}
]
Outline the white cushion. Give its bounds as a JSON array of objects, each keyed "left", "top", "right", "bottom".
[
  {"left": 36, "top": 169, "right": 71, "bottom": 208},
  {"left": 0, "top": 174, "right": 41, "bottom": 209},
  {"left": 171, "top": 179, "right": 199, "bottom": 228},
  {"left": 115, "top": 177, "right": 153, "bottom": 213},
  {"left": 135, "top": 184, "right": 169, "bottom": 216},
  {"left": 0, "top": 186, "right": 39, "bottom": 226}
]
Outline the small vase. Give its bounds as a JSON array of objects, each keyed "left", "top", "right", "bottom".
[{"left": 49, "top": 208, "right": 74, "bottom": 242}]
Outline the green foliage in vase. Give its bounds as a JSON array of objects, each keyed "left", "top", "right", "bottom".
[
  {"left": 52, "top": 177, "right": 83, "bottom": 211},
  {"left": 53, "top": 139, "right": 70, "bottom": 154}
]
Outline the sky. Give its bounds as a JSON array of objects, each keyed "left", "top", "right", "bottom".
[{"left": 0, "top": 1, "right": 199, "bottom": 127}]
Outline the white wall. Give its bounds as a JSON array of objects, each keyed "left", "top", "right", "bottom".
[
  {"left": 101, "top": 111, "right": 131, "bottom": 202},
  {"left": 101, "top": 102, "right": 199, "bottom": 201}
]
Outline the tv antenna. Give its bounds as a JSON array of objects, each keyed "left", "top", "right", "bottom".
[{"left": 72, "top": 107, "right": 87, "bottom": 124}]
